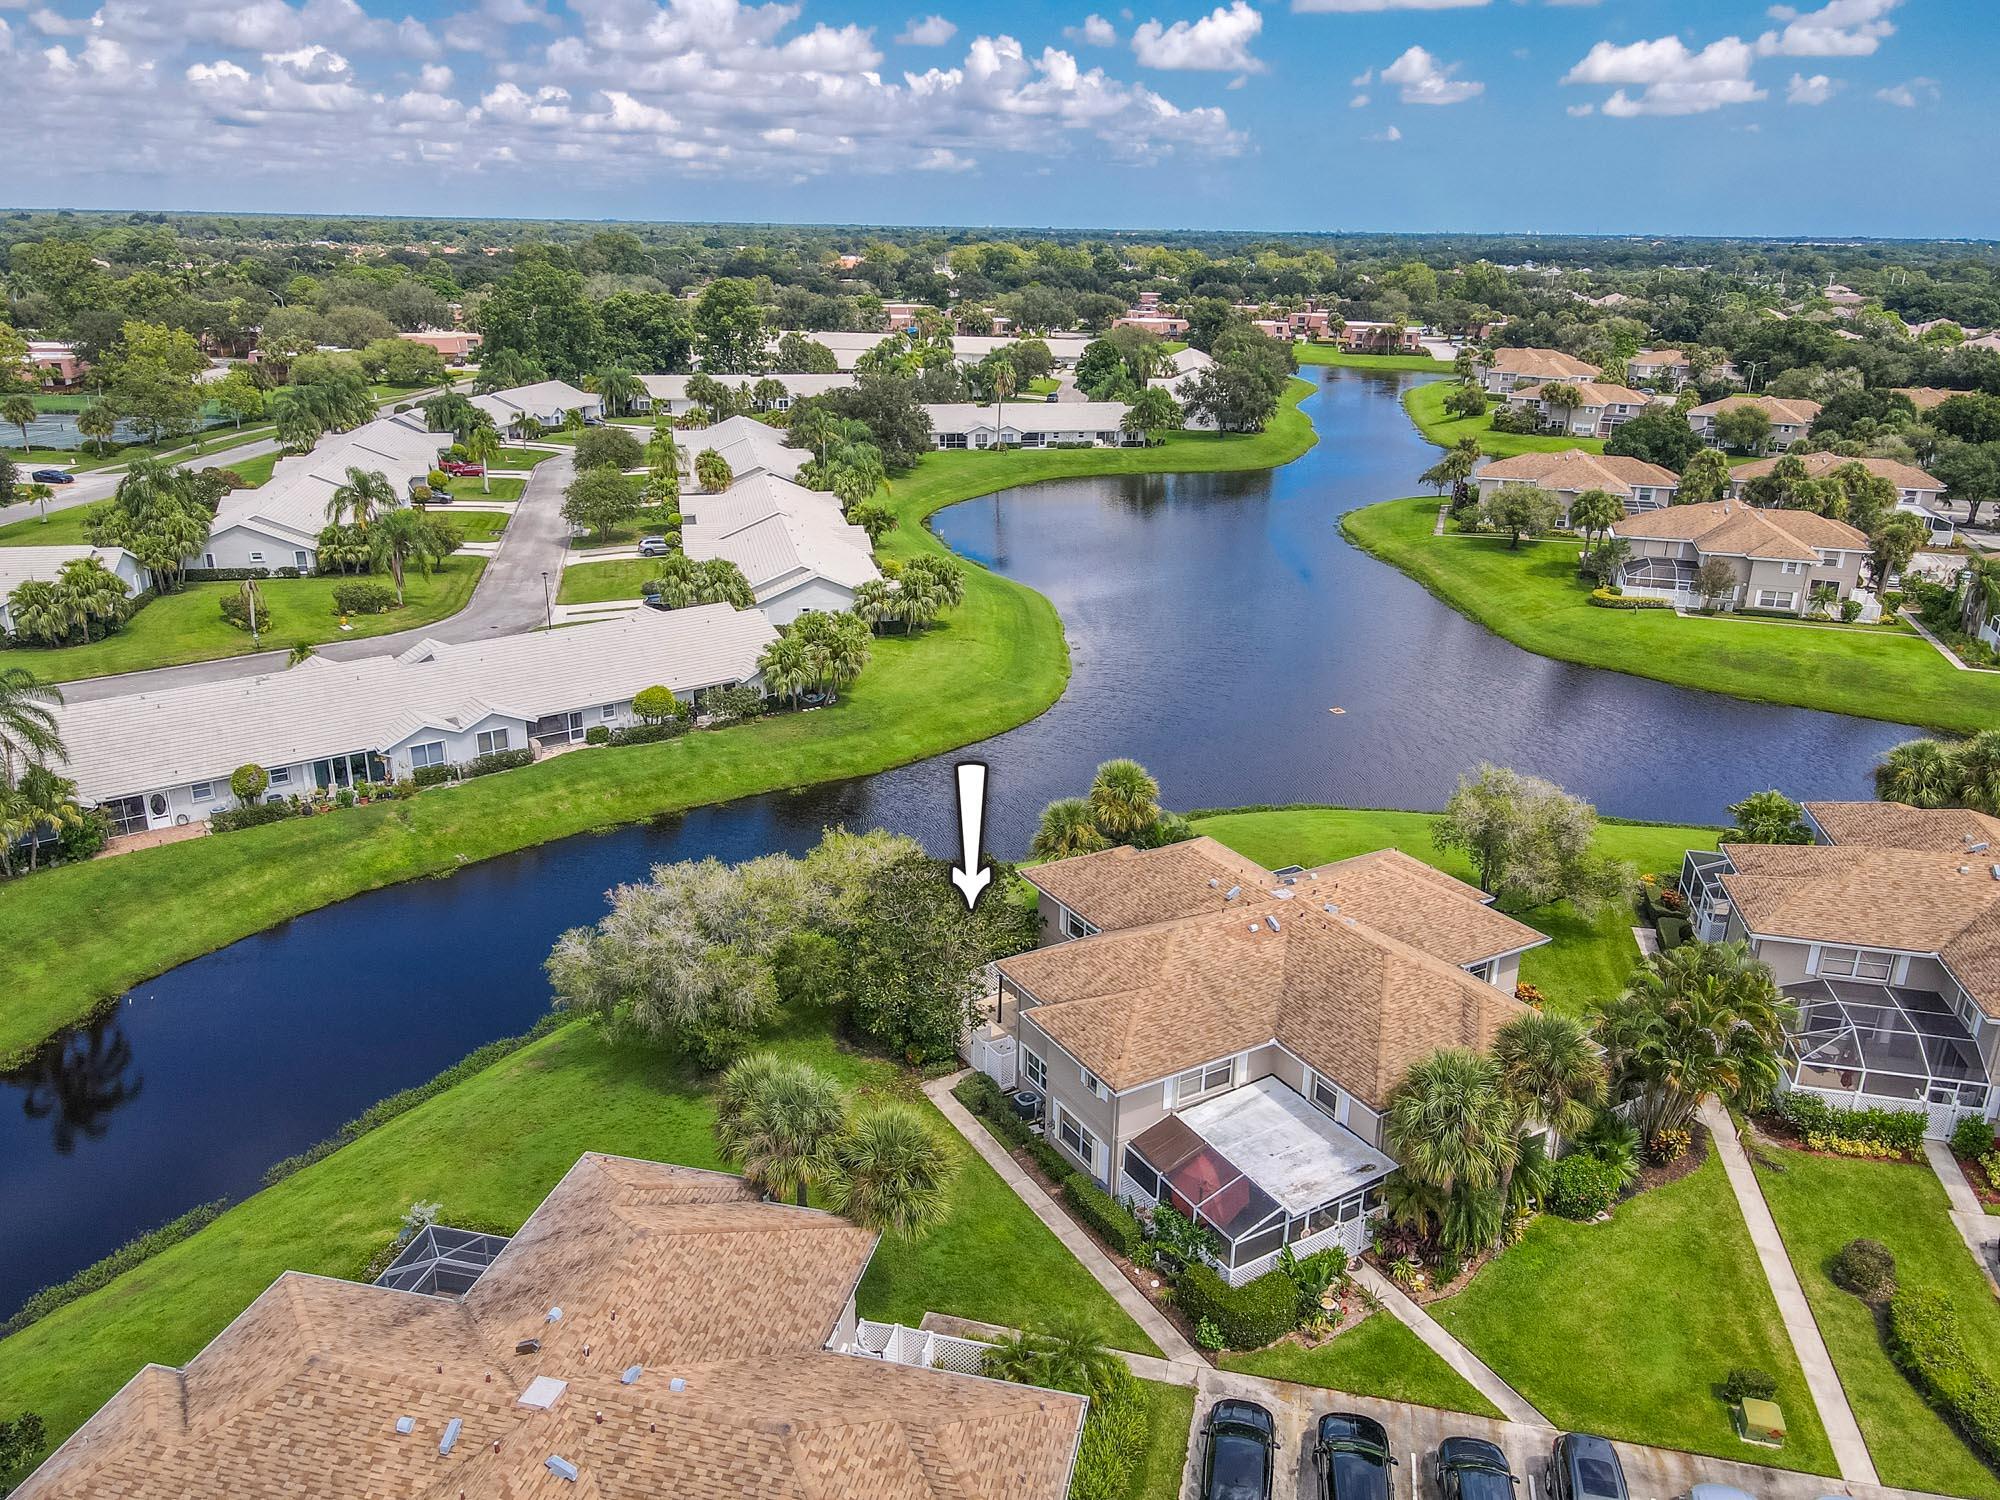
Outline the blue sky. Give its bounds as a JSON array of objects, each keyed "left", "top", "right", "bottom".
[{"left": 0, "top": 0, "right": 1989, "bottom": 236}]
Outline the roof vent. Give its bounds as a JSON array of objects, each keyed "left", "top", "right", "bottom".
[
  {"left": 395, "top": 1416, "right": 415, "bottom": 1436},
  {"left": 515, "top": 1338, "right": 541, "bottom": 1356},
  {"left": 1224, "top": 885, "right": 1241, "bottom": 901},
  {"left": 1971, "top": 841, "right": 1991, "bottom": 854},
  {"left": 1208, "top": 877, "right": 1219, "bottom": 888},
  {"left": 1323, "top": 902, "right": 1340, "bottom": 915},
  {"left": 545, "top": 1456, "right": 580, "bottom": 1482},
  {"left": 1267, "top": 916, "right": 1281, "bottom": 933},
  {"left": 439, "top": 1418, "right": 462, "bottom": 1456},
  {"left": 1248, "top": 922, "right": 1260, "bottom": 933},
  {"left": 669, "top": 1377, "right": 687, "bottom": 1394},
  {"left": 545, "top": 1306, "right": 563, "bottom": 1323},
  {"left": 621, "top": 1365, "right": 643, "bottom": 1385},
  {"left": 518, "top": 1376, "right": 569, "bottom": 1410},
  {"left": 1991, "top": 865, "right": 2000, "bottom": 882}
]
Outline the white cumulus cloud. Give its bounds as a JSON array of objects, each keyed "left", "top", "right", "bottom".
[
  {"left": 1364, "top": 123, "right": 1400, "bottom": 140},
  {"left": 1757, "top": 0, "right": 1898, "bottom": 57},
  {"left": 1785, "top": 71, "right": 1837, "bottom": 104},
  {"left": 1065, "top": 13, "right": 1117, "bottom": 45},
  {"left": 1295, "top": 0, "right": 1483, "bottom": 11},
  {"left": 1379, "top": 44, "right": 1480, "bottom": 104},
  {"left": 897, "top": 13, "right": 957, "bottom": 45},
  {"left": 1563, "top": 33, "right": 1767, "bottom": 116},
  {"left": 1131, "top": 0, "right": 1263, "bottom": 71},
  {"left": 1875, "top": 75, "right": 1938, "bottom": 107}
]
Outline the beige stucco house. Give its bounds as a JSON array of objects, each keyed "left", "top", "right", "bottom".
[
  {"left": 1625, "top": 349, "right": 1693, "bottom": 389},
  {"left": 1473, "top": 449, "right": 1679, "bottom": 523},
  {"left": 1609, "top": 500, "right": 1870, "bottom": 615},
  {"left": 1504, "top": 380, "right": 1664, "bottom": 438},
  {"left": 1682, "top": 801, "right": 2000, "bottom": 1138},
  {"left": 988, "top": 838, "right": 1543, "bottom": 1285},
  {"left": 1476, "top": 347, "right": 1601, "bottom": 395},
  {"left": 1687, "top": 394, "right": 1822, "bottom": 452}
]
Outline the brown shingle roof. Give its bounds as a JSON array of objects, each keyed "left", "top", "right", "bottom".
[
  {"left": 1893, "top": 387, "right": 1958, "bottom": 411},
  {"left": 1478, "top": 448, "right": 1679, "bottom": 497},
  {"left": 1610, "top": 499, "right": 1867, "bottom": 560},
  {"left": 17, "top": 1156, "right": 1085, "bottom": 1500},
  {"left": 1486, "top": 348, "right": 1601, "bottom": 380},
  {"left": 1631, "top": 349, "right": 1691, "bottom": 367},
  {"left": 1511, "top": 381, "right": 1658, "bottom": 410},
  {"left": 1024, "top": 837, "right": 1280, "bottom": 931},
  {"left": 1688, "top": 394, "right": 1823, "bottom": 427},
  {"left": 1294, "top": 848, "right": 1545, "bottom": 967},
  {"left": 1730, "top": 452, "right": 1942, "bottom": 492},
  {"left": 1806, "top": 800, "right": 2000, "bottom": 853}
]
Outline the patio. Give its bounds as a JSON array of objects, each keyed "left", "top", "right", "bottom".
[
  {"left": 1119, "top": 1077, "right": 1392, "bottom": 1286},
  {"left": 1784, "top": 977, "right": 1992, "bottom": 1132}
]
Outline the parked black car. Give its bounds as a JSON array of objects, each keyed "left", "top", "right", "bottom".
[
  {"left": 1201, "top": 1399, "right": 1277, "bottom": 1500},
  {"left": 1314, "top": 1412, "right": 1395, "bottom": 1500},
  {"left": 1435, "top": 1437, "right": 1518, "bottom": 1500},
  {"left": 1548, "top": 1434, "right": 1628, "bottom": 1500},
  {"left": 30, "top": 468, "right": 75, "bottom": 484}
]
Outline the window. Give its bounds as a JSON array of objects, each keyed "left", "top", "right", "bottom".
[
  {"left": 1062, "top": 909, "right": 1096, "bottom": 941},
  {"left": 1780, "top": 561, "right": 1805, "bottom": 575},
  {"left": 1817, "top": 945, "right": 1894, "bottom": 982},
  {"left": 1122, "top": 1146, "right": 1160, "bottom": 1201},
  {"left": 1310, "top": 1076, "right": 1344, "bottom": 1120},
  {"left": 1818, "top": 550, "right": 1840, "bottom": 566},
  {"left": 190, "top": 780, "right": 215, "bottom": 801},
  {"left": 1081, "top": 1069, "right": 1109, "bottom": 1102},
  {"left": 1174, "top": 1060, "right": 1234, "bottom": 1103},
  {"left": 1055, "top": 1109, "right": 1098, "bottom": 1173},
  {"left": 204, "top": 553, "right": 216, "bottom": 570},
  {"left": 248, "top": 551, "right": 265, "bottom": 564},
  {"left": 409, "top": 741, "right": 447, "bottom": 769},
  {"left": 939, "top": 432, "right": 967, "bottom": 449},
  {"left": 268, "top": 767, "right": 291, "bottom": 787},
  {"left": 295, "top": 551, "right": 309, "bottom": 570},
  {"left": 476, "top": 729, "right": 510, "bottom": 755},
  {"left": 1755, "top": 590, "right": 1797, "bottom": 610},
  {"left": 601, "top": 705, "right": 615, "bottom": 721},
  {"left": 1023, "top": 1051, "right": 1046, "bottom": 1090}
]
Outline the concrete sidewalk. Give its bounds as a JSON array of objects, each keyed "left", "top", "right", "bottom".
[
  {"left": 1923, "top": 1140, "right": 1999, "bottom": 1294},
  {"left": 1700, "top": 1099, "right": 1879, "bottom": 1486},
  {"left": 1351, "top": 1264, "right": 1547, "bottom": 1427}
]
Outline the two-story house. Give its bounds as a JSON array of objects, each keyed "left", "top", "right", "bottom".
[
  {"left": 1686, "top": 395, "right": 1822, "bottom": 452},
  {"left": 1625, "top": 349, "right": 1693, "bottom": 390},
  {"left": 1504, "top": 380, "right": 1664, "bottom": 438},
  {"left": 1476, "top": 348, "right": 1601, "bottom": 395},
  {"left": 1728, "top": 452, "right": 1952, "bottom": 543},
  {"left": 1681, "top": 801, "right": 2000, "bottom": 1138},
  {"left": 1609, "top": 500, "right": 1871, "bottom": 615},
  {"left": 1473, "top": 449, "right": 1680, "bottom": 523},
  {"left": 993, "top": 839, "right": 1545, "bottom": 1285}
]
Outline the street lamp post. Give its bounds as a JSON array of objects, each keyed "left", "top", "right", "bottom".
[{"left": 542, "top": 570, "right": 553, "bottom": 631}]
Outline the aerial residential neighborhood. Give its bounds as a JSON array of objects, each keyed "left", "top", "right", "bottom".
[{"left": 6, "top": 1, "right": 2000, "bottom": 1498}]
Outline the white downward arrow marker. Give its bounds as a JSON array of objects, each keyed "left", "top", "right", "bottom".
[{"left": 950, "top": 761, "right": 993, "bottom": 909}]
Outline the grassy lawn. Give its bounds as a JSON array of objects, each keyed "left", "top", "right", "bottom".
[
  {"left": 1756, "top": 1146, "right": 2000, "bottom": 1498},
  {"left": 562, "top": 504, "right": 682, "bottom": 552},
  {"left": 1401, "top": 381, "right": 1605, "bottom": 459},
  {"left": 1130, "top": 1379, "right": 1198, "bottom": 1499},
  {"left": 438, "top": 508, "right": 508, "bottom": 540},
  {"left": 0, "top": 1017, "right": 1158, "bottom": 1474},
  {"left": 1295, "top": 347, "right": 1457, "bottom": 373},
  {"left": 559, "top": 557, "right": 659, "bottom": 603},
  {"left": 437, "top": 474, "right": 525, "bottom": 503},
  {"left": 1434, "top": 1150, "right": 1837, "bottom": 1476},
  {"left": 7, "top": 559, "right": 483, "bottom": 685},
  {"left": 493, "top": 444, "right": 560, "bottom": 468},
  {"left": 0, "top": 382, "right": 1317, "bottom": 1057},
  {"left": 1344, "top": 495, "right": 1993, "bottom": 733},
  {"left": 1223, "top": 1313, "right": 1505, "bottom": 1418},
  {"left": 196, "top": 449, "right": 279, "bottom": 488},
  {"left": 0, "top": 501, "right": 106, "bottom": 547},
  {"left": 1193, "top": 806, "right": 1717, "bottom": 1014}
]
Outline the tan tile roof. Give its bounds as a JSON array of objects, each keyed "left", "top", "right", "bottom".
[
  {"left": 1478, "top": 448, "right": 1679, "bottom": 497},
  {"left": 1894, "top": 387, "right": 1958, "bottom": 411},
  {"left": 1610, "top": 499, "right": 1867, "bottom": 560},
  {"left": 1486, "top": 348, "right": 1601, "bottom": 380},
  {"left": 1024, "top": 837, "right": 1280, "bottom": 931},
  {"left": 1719, "top": 843, "right": 2000, "bottom": 1017},
  {"left": 17, "top": 1155, "right": 1085, "bottom": 1500},
  {"left": 1510, "top": 381, "right": 1659, "bottom": 410},
  {"left": 1631, "top": 349, "right": 1691, "bottom": 367},
  {"left": 1730, "top": 452, "right": 1942, "bottom": 492},
  {"left": 1293, "top": 848, "right": 1545, "bottom": 967},
  {"left": 1688, "top": 394, "right": 1823, "bottom": 427},
  {"left": 1003, "top": 879, "right": 1531, "bottom": 1103},
  {"left": 1806, "top": 800, "right": 2000, "bottom": 852}
]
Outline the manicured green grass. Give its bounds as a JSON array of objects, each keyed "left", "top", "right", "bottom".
[
  {"left": 494, "top": 444, "right": 560, "bottom": 468},
  {"left": 1025, "top": 377, "right": 1061, "bottom": 395},
  {"left": 1344, "top": 495, "right": 1993, "bottom": 733},
  {"left": 438, "top": 474, "right": 525, "bottom": 503},
  {"left": 1129, "top": 1379, "right": 1198, "bottom": 1499},
  {"left": 367, "top": 382, "right": 439, "bottom": 401},
  {"left": 1193, "top": 806, "right": 1717, "bottom": 1014},
  {"left": 1295, "top": 347, "right": 1457, "bottom": 373},
  {"left": 439, "top": 508, "right": 508, "bottom": 540},
  {"left": 1755, "top": 1146, "right": 2000, "bottom": 1498},
  {"left": 1401, "top": 381, "right": 1605, "bottom": 458},
  {"left": 0, "top": 383, "right": 1316, "bottom": 1058},
  {"left": 559, "top": 557, "right": 659, "bottom": 603},
  {"left": 196, "top": 449, "right": 279, "bottom": 488},
  {"left": 1433, "top": 1151, "right": 1837, "bottom": 1476},
  {"left": 0, "top": 1019, "right": 1157, "bottom": 1475},
  {"left": 7, "top": 560, "right": 483, "bottom": 685},
  {"left": 0, "top": 501, "right": 105, "bottom": 547},
  {"left": 1223, "top": 1313, "right": 1505, "bottom": 1418}
]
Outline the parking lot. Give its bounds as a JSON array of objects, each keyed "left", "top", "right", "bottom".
[{"left": 1181, "top": 1370, "right": 1910, "bottom": 1500}]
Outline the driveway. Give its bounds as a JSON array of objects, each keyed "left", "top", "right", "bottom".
[{"left": 54, "top": 447, "right": 576, "bottom": 705}]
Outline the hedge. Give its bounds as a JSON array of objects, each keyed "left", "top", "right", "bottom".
[
  {"left": 608, "top": 720, "right": 685, "bottom": 747},
  {"left": 1069, "top": 1366, "right": 1150, "bottom": 1500},
  {"left": 411, "top": 763, "right": 457, "bottom": 788},
  {"left": 1886, "top": 1288, "right": 2000, "bottom": 1465},
  {"left": 3, "top": 1198, "right": 227, "bottom": 1338},
  {"left": 1772, "top": 1092, "right": 1927, "bottom": 1155},
  {"left": 1062, "top": 1175, "right": 1147, "bottom": 1259},
  {"left": 182, "top": 566, "right": 272, "bottom": 582},
  {"left": 1174, "top": 1262, "right": 1298, "bottom": 1350},
  {"left": 1548, "top": 1153, "right": 1622, "bottom": 1219},
  {"left": 331, "top": 579, "right": 398, "bottom": 616},
  {"left": 210, "top": 798, "right": 304, "bottom": 833},
  {"left": 1589, "top": 588, "right": 1672, "bottom": 610},
  {"left": 461, "top": 747, "right": 535, "bottom": 779}
]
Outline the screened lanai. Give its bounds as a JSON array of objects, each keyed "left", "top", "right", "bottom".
[{"left": 1785, "top": 977, "right": 1991, "bottom": 1113}]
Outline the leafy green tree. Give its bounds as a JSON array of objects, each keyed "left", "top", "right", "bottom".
[
  {"left": 599, "top": 290, "right": 695, "bottom": 372},
  {"left": 563, "top": 469, "right": 641, "bottom": 543},
  {"left": 1421, "top": 437, "right": 1480, "bottom": 498},
  {"left": 97, "top": 321, "right": 208, "bottom": 445},
  {"left": 572, "top": 425, "right": 644, "bottom": 472},
  {"left": 12, "top": 763, "right": 84, "bottom": 871},
  {"left": 1714, "top": 403, "right": 1772, "bottom": 455},
  {"left": 1491, "top": 1012, "right": 1604, "bottom": 1245},
  {"left": 771, "top": 332, "right": 838, "bottom": 373},
  {"left": 1122, "top": 387, "right": 1183, "bottom": 445},
  {"left": 714, "top": 1053, "right": 850, "bottom": 1206},
  {"left": 589, "top": 366, "right": 645, "bottom": 418},
  {"left": 826, "top": 1103, "right": 957, "bottom": 1239},
  {"left": 1950, "top": 729, "right": 2000, "bottom": 816},
  {"left": 1442, "top": 382, "right": 1489, "bottom": 420},
  {"left": 1385, "top": 1049, "right": 1517, "bottom": 1257},
  {"left": 632, "top": 685, "right": 677, "bottom": 724},
  {"left": 230, "top": 764, "right": 269, "bottom": 804},
  {"left": 1693, "top": 556, "right": 1739, "bottom": 611},
  {"left": 982, "top": 1316, "right": 1126, "bottom": 1401},
  {"left": 74, "top": 401, "right": 119, "bottom": 456},
  {"left": 1603, "top": 404, "right": 1701, "bottom": 470},
  {"left": 1434, "top": 764, "right": 1633, "bottom": 917},
  {"left": 1727, "top": 790, "right": 1813, "bottom": 844},
  {"left": 1676, "top": 447, "right": 1732, "bottom": 504},
  {"left": 477, "top": 258, "right": 601, "bottom": 381},
  {"left": 847, "top": 500, "right": 895, "bottom": 542},
  {"left": 1481, "top": 484, "right": 1560, "bottom": 548},
  {"left": 693, "top": 278, "right": 768, "bottom": 374},
  {"left": 85, "top": 459, "right": 210, "bottom": 593},
  {"left": 1867, "top": 511, "right": 1928, "bottom": 589}
]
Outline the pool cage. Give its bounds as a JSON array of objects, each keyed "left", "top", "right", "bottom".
[
  {"left": 375, "top": 1225, "right": 512, "bottom": 1297},
  {"left": 1784, "top": 977, "right": 1991, "bottom": 1129}
]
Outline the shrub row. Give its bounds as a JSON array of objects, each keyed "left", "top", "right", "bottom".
[
  {"left": 609, "top": 719, "right": 687, "bottom": 747},
  {"left": 210, "top": 798, "right": 306, "bottom": 832},
  {"left": 331, "top": 580, "right": 398, "bottom": 616},
  {"left": 1062, "top": 1174, "right": 1147, "bottom": 1259},
  {"left": 1173, "top": 1262, "right": 1300, "bottom": 1351},
  {"left": 182, "top": 566, "right": 275, "bottom": 582},
  {"left": 1588, "top": 588, "right": 1672, "bottom": 610},
  {"left": 411, "top": 763, "right": 457, "bottom": 788},
  {"left": 1772, "top": 1092, "right": 1927, "bottom": 1155},
  {"left": 463, "top": 747, "right": 535, "bottom": 778},
  {"left": 1886, "top": 1287, "right": 2000, "bottom": 1465},
  {"left": 1069, "top": 1365, "right": 1150, "bottom": 1500},
  {"left": 3, "top": 1198, "right": 227, "bottom": 1339}
]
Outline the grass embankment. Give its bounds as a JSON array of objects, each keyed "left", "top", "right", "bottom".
[
  {"left": 1756, "top": 1147, "right": 2000, "bottom": 1498},
  {"left": 0, "top": 383, "right": 1316, "bottom": 1057},
  {"left": 493, "top": 444, "right": 560, "bottom": 468},
  {"left": 1130, "top": 1380, "right": 1198, "bottom": 1499},
  {"left": 1295, "top": 347, "right": 1457, "bottom": 373},
  {"left": 1434, "top": 1150, "right": 1835, "bottom": 1475},
  {"left": 198, "top": 449, "right": 278, "bottom": 488},
  {"left": 1401, "top": 380, "right": 1604, "bottom": 459},
  {"left": 1344, "top": 496, "right": 1984, "bottom": 732},
  {"left": 0, "top": 1019, "right": 1159, "bottom": 1470},
  {"left": 1222, "top": 1313, "right": 1504, "bottom": 1419},
  {"left": 1193, "top": 806, "right": 1716, "bottom": 1014},
  {"left": 6, "top": 559, "right": 485, "bottom": 685}
]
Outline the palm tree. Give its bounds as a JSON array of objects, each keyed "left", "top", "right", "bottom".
[
  {"left": 694, "top": 448, "right": 733, "bottom": 492},
  {"left": 1491, "top": 1012, "right": 1604, "bottom": 1242},
  {"left": 563, "top": 407, "right": 588, "bottom": 438},
  {"left": 1569, "top": 489, "right": 1625, "bottom": 554},
  {"left": 1591, "top": 940, "right": 1793, "bottom": 1134},
  {"left": 326, "top": 466, "right": 398, "bottom": 529},
  {"left": 1873, "top": 737, "right": 1964, "bottom": 809},
  {"left": 757, "top": 633, "right": 814, "bottom": 708},
  {"left": 0, "top": 667, "right": 64, "bottom": 876},
  {"left": 15, "top": 763, "right": 82, "bottom": 871},
  {"left": 368, "top": 508, "right": 451, "bottom": 604},
  {"left": 826, "top": 1103, "right": 957, "bottom": 1240},
  {"left": 2, "top": 393, "right": 35, "bottom": 453},
  {"left": 1088, "top": 758, "right": 1161, "bottom": 841},
  {"left": 1948, "top": 729, "right": 2000, "bottom": 816},
  {"left": 238, "top": 576, "right": 266, "bottom": 644},
  {"left": 5, "top": 580, "right": 66, "bottom": 646},
  {"left": 982, "top": 1315, "right": 1124, "bottom": 1400},
  {"left": 591, "top": 368, "right": 644, "bottom": 419},
  {"left": 463, "top": 427, "right": 500, "bottom": 496},
  {"left": 75, "top": 403, "right": 118, "bottom": 458},
  {"left": 852, "top": 578, "right": 899, "bottom": 632},
  {"left": 1032, "top": 797, "right": 1111, "bottom": 860},
  {"left": 1539, "top": 383, "right": 1582, "bottom": 434},
  {"left": 53, "top": 556, "right": 129, "bottom": 646},
  {"left": 275, "top": 405, "right": 323, "bottom": 454},
  {"left": 714, "top": 1053, "right": 850, "bottom": 1207},
  {"left": 1383, "top": 1049, "right": 1517, "bottom": 1198},
  {"left": 24, "top": 482, "right": 54, "bottom": 524},
  {"left": 1420, "top": 440, "right": 1479, "bottom": 500}
]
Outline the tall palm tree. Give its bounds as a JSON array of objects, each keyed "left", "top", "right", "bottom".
[
  {"left": 1383, "top": 1049, "right": 1517, "bottom": 1198},
  {"left": 368, "top": 508, "right": 451, "bottom": 604},
  {"left": 1951, "top": 729, "right": 2000, "bottom": 816},
  {"left": 826, "top": 1103, "right": 957, "bottom": 1240},
  {"left": 1569, "top": 489, "right": 1625, "bottom": 554},
  {"left": 1088, "top": 758, "right": 1161, "bottom": 841},
  {"left": 1032, "top": 797, "right": 1111, "bottom": 860},
  {"left": 463, "top": 427, "right": 500, "bottom": 496},
  {"left": 713, "top": 1053, "right": 850, "bottom": 1207},
  {"left": 74, "top": 402, "right": 118, "bottom": 457},
  {"left": 5, "top": 580, "right": 66, "bottom": 646},
  {"left": 2, "top": 393, "right": 35, "bottom": 453},
  {"left": 326, "top": 466, "right": 398, "bottom": 529},
  {"left": 0, "top": 666, "right": 64, "bottom": 876},
  {"left": 756, "top": 633, "right": 814, "bottom": 708},
  {"left": 15, "top": 763, "right": 82, "bottom": 871},
  {"left": 53, "top": 557, "right": 129, "bottom": 646},
  {"left": 1873, "top": 737, "right": 1963, "bottom": 809},
  {"left": 591, "top": 368, "right": 644, "bottom": 419},
  {"left": 852, "top": 578, "right": 898, "bottom": 633},
  {"left": 1491, "top": 1012, "right": 1604, "bottom": 1242}
]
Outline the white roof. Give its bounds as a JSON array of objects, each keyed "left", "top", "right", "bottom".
[
  {"left": 639, "top": 372, "right": 855, "bottom": 402},
  {"left": 1177, "top": 1076, "right": 1395, "bottom": 1217},
  {"left": 687, "top": 415, "right": 805, "bottom": 481},
  {"left": 682, "top": 473, "right": 879, "bottom": 601},
  {"left": 1167, "top": 347, "right": 1213, "bottom": 375},
  {"left": 209, "top": 412, "right": 448, "bottom": 548},
  {"left": 764, "top": 331, "right": 1093, "bottom": 371},
  {"left": 0, "top": 546, "right": 140, "bottom": 597},
  {"left": 52, "top": 604, "right": 777, "bottom": 802},
  {"left": 925, "top": 401, "right": 1131, "bottom": 435},
  {"left": 471, "top": 380, "right": 596, "bottom": 419}
]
